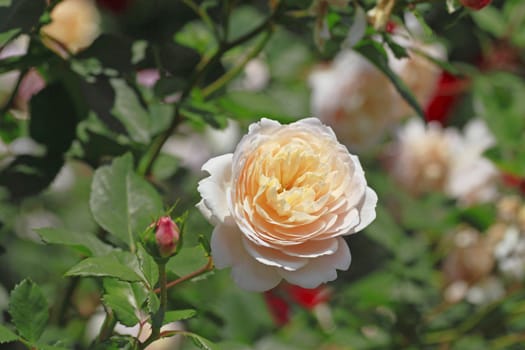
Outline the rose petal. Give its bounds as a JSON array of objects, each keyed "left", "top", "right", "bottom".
[
  {"left": 283, "top": 237, "right": 339, "bottom": 258},
  {"left": 278, "top": 237, "right": 351, "bottom": 288},
  {"left": 352, "top": 187, "right": 378, "bottom": 233},
  {"left": 197, "top": 153, "right": 233, "bottom": 225},
  {"left": 211, "top": 223, "right": 282, "bottom": 291},
  {"left": 242, "top": 237, "right": 308, "bottom": 271}
]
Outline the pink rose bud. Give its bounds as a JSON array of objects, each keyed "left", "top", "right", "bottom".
[{"left": 155, "top": 216, "right": 179, "bottom": 257}]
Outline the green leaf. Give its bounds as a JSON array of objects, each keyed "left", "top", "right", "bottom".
[
  {"left": 36, "top": 228, "right": 113, "bottom": 257},
  {"left": 90, "top": 153, "right": 163, "bottom": 250},
  {"left": 167, "top": 246, "right": 208, "bottom": 277},
  {"left": 65, "top": 254, "right": 143, "bottom": 282},
  {"left": 8, "top": 279, "right": 49, "bottom": 342},
  {"left": 102, "top": 279, "right": 149, "bottom": 327},
  {"left": 147, "top": 291, "right": 160, "bottom": 315},
  {"left": 471, "top": 6, "right": 506, "bottom": 38},
  {"left": 0, "top": 324, "right": 18, "bottom": 344},
  {"left": 137, "top": 246, "right": 158, "bottom": 288},
  {"left": 164, "top": 309, "right": 197, "bottom": 323},
  {"left": 30, "top": 82, "right": 79, "bottom": 156},
  {"left": 0, "top": 0, "right": 45, "bottom": 46},
  {"left": 355, "top": 41, "right": 425, "bottom": 119},
  {"left": 110, "top": 79, "right": 150, "bottom": 144},
  {"left": 103, "top": 294, "right": 139, "bottom": 327},
  {"left": 38, "top": 345, "right": 71, "bottom": 350},
  {"left": 184, "top": 332, "right": 215, "bottom": 350}
]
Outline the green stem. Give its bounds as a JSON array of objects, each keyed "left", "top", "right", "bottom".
[
  {"left": 95, "top": 308, "right": 117, "bottom": 344},
  {"left": 202, "top": 27, "right": 274, "bottom": 98},
  {"left": 181, "top": 0, "right": 219, "bottom": 39},
  {"left": 154, "top": 256, "right": 213, "bottom": 294},
  {"left": 140, "top": 263, "right": 168, "bottom": 349},
  {"left": 137, "top": 5, "right": 282, "bottom": 177},
  {"left": 0, "top": 68, "right": 28, "bottom": 118},
  {"left": 49, "top": 276, "right": 80, "bottom": 326}
]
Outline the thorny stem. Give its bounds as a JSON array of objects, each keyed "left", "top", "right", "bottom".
[{"left": 154, "top": 256, "right": 213, "bottom": 294}]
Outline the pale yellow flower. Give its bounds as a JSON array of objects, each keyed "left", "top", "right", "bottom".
[
  {"left": 197, "top": 118, "right": 377, "bottom": 291},
  {"left": 41, "top": 0, "right": 101, "bottom": 55}
]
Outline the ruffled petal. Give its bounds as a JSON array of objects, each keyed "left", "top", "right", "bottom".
[
  {"left": 197, "top": 154, "right": 233, "bottom": 225},
  {"left": 278, "top": 237, "right": 351, "bottom": 289},
  {"left": 352, "top": 187, "right": 378, "bottom": 232},
  {"left": 242, "top": 237, "right": 308, "bottom": 271},
  {"left": 211, "top": 223, "right": 282, "bottom": 291}
]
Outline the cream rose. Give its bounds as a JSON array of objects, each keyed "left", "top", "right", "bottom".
[
  {"left": 41, "top": 0, "right": 101, "bottom": 55},
  {"left": 309, "top": 17, "right": 445, "bottom": 150},
  {"left": 390, "top": 118, "right": 498, "bottom": 204},
  {"left": 197, "top": 118, "right": 377, "bottom": 291}
]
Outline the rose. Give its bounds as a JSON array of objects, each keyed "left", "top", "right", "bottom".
[
  {"left": 197, "top": 118, "right": 377, "bottom": 291},
  {"left": 155, "top": 216, "right": 180, "bottom": 257},
  {"left": 309, "top": 26, "right": 445, "bottom": 150},
  {"left": 460, "top": 0, "right": 492, "bottom": 10},
  {"left": 389, "top": 118, "right": 498, "bottom": 204},
  {"left": 41, "top": 0, "right": 101, "bottom": 55}
]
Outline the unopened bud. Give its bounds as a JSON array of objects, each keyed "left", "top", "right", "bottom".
[{"left": 155, "top": 216, "right": 180, "bottom": 257}]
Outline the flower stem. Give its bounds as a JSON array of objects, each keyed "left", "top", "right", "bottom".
[
  {"left": 140, "top": 262, "right": 168, "bottom": 349},
  {"left": 154, "top": 256, "right": 213, "bottom": 294},
  {"left": 137, "top": 3, "right": 283, "bottom": 177},
  {"left": 95, "top": 308, "right": 117, "bottom": 344},
  {"left": 202, "top": 27, "right": 274, "bottom": 98}
]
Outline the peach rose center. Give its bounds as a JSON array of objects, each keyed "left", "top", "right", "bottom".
[{"left": 234, "top": 130, "right": 351, "bottom": 245}]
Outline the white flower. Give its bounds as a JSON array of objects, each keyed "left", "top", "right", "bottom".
[
  {"left": 309, "top": 25, "right": 445, "bottom": 150},
  {"left": 391, "top": 118, "right": 498, "bottom": 204},
  {"left": 197, "top": 118, "right": 377, "bottom": 291},
  {"left": 41, "top": 0, "right": 101, "bottom": 55},
  {"left": 310, "top": 51, "right": 401, "bottom": 150},
  {"left": 85, "top": 309, "right": 183, "bottom": 350},
  {"left": 162, "top": 119, "right": 241, "bottom": 173},
  {"left": 494, "top": 225, "right": 525, "bottom": 280},
  {"left": 239, "top": 58, "right": 270, "bottom": 92}
]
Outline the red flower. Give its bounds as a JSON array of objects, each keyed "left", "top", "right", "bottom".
[
  {"left": 425, "top": 72, "right": 467, "bottom": 125},
  {"left": 263, "top": 291, "right": 290, "bottom": 326},
  {"left": 96, "top": 0, "right": 131, "bottom": 13},
  {"left": 502, "top": 174, "right": 525, "bottom": 194},
  {"left": 460, "top": 0, "right": 492, "bottom": 10},
  {"left": 286, "top": 285, "right": 331, "bottom": 310}
]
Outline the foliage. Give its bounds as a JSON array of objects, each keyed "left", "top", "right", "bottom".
[{"left": 0, "top": 0, "right": 524, "bottom": 349}]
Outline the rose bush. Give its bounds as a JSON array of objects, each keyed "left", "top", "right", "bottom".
[{"left": 197, "top": 118, "right": 377, "bottom": 291}]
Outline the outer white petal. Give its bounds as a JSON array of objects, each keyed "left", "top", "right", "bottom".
[
  {"left": 231, "top": 257, "right": 282, "bottom": 292},
  {"left": 210, "top": 224, "right": 238, "bottom": 269},
  {"left": 211, "top": 223, "right": 282, "bottom": 291},
  {"left": 196, "top": 153, "right": 233, "bottom": 225},
  {"left": 352, "top": 187, "right": 378, "bottom": 233},
  {"left": 278, "top": 237, "right": 351, "bottom": 289},
  {"left": 242, "top": 237, "right": 308, "bottom": 271}
]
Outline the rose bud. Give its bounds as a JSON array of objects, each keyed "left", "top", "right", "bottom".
[
  {"left": 155, "top": 216, "right": 180, "bottom": 257},
  {"left": 141, "top": 216, "right": 181, "bottom": 261}
]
